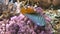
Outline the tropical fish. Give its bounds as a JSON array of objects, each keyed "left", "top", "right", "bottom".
[
  {"left": 20, "top": 6, "right": 36, "bottom": 14},
  {"left": 21, "top": 7, "right": 46, "bottom": 26},
  {"left": 25, "top": 13, "right": 46, "bottom": 26}
]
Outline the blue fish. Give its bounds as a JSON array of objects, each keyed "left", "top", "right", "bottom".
[{"left": 25, "top": 13, "right": 46, "bottom": 26}]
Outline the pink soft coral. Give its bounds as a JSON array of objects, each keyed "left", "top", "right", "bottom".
[{"left": 7, "top": 13, "right": 52, "bottom": 34}]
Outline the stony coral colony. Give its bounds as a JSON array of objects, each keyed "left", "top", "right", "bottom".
[{"left": 0, "top": 0, "right": 60, "bottom": 34}]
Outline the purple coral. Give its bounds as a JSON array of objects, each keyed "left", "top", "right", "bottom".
[{"left": 7, "top": 13, "right": 52, "bottom": 34}]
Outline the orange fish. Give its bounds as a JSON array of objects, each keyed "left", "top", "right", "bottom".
[{"left": 20, "top": 7, "right": 36, "bottom": 14}]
